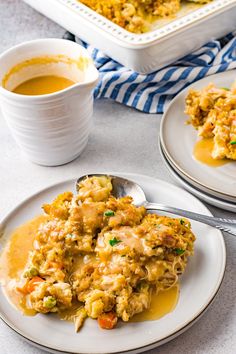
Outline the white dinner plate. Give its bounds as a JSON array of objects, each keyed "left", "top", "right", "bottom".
[
  {"left": 0, "top": 173, "right": 226, "bottom": 354},
  {"left": 159, "top": 141, "right": 236, "bottom": 213},
  {"left": 160, "top": 70, "right": 236, "bottom": 202}
]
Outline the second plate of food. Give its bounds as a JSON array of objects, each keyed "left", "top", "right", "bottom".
[
  {"left": 160, "top": 70, "right": 236, "bottom": 203},
  {"left": 0, "top": 173, "right": 225, "bottom": 354}
]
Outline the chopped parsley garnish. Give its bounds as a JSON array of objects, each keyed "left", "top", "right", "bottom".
[
  {"left": 180, "top": 219, "right": 185, "bottom": 225},
  {"left": 104, "top": 210, "right": 115, "bottom": 217},
  {"left": 109, "top": 237, "right": 121, "bottom": 246},
  {"left": 230, "top": 140, "right": 236, "bottom": 145},
  {"left": 221, "top": 87, "right": 230, "bottom": 91},
  {"left": 66, "top": 233, "right": 76, "bottom": 241},
  {"left": 174, "top": 248, "right": 185, "bottom": 255}
]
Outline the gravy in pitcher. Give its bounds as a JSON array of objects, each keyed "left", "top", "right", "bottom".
[{"left": 13, "top": 75, "right": 75, "bottom": 95}]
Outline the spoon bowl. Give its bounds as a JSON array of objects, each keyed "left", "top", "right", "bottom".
[
  {"left": 77, "top": 174, "right": 236, "bottom": 236},
  {"left": 76, "top": 173, "right": 147, "bottom": 206}
]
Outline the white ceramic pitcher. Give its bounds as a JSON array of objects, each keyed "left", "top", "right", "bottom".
[{"left": 0, "top": 38, "right": 99, "bottom": 166}]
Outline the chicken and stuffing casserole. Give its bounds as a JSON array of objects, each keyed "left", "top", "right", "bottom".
[
  {"left": 16, "top": 176, "right": 195, "bottom": 331},
  {"left": 79, "top": 0, "right": 213, "bottom": 33},
  {"left": 185, "top": 83, "right": 236, "bottom": 160}
]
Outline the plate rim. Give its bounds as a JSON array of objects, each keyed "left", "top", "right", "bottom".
[
  {"left": 159, "top": 140, "right": 236, "bottom": 212},
  {"left": 160, "top": 70, "right": 236, "bottom": 200},
  {"left": 0, "top": 172, "right": 226, "bottom": 354}
]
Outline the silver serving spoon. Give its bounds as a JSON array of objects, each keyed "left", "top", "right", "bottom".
[{"left": 76, "top": 174, "right": 236, "bottom": 236}]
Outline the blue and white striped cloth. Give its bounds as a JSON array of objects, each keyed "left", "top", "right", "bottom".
[{"left": 71, "top": 32, "right": 236, "bottom": 114}]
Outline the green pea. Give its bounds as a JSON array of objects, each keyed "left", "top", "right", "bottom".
[
  {"left": 24, "top": 266, "right": 39, "bottom": 278},
  {"left": 43, "top": 296, "right": 57, "bottom": 309}
]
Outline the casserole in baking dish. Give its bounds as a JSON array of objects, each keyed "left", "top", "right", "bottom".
[
  {"left": 79, "top": 0, "right": 213, "bottom": 34},
  {"left": 24, "top": 0, "right": 236, "bottom": 73}
]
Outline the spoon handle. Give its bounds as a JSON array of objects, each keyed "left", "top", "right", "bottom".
[{"left": 146, "top": 203, "right": 236, "bottom": 236}]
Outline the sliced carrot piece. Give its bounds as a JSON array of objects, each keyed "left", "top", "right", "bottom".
[
  {"left": 17, "top": 276, "right": 44, "bottom": 294},
  {"left": 16, "top": 286, "right": 29, "bottom": 295},
  {"left": 26, "top": 276, "right": 44, "bottom": 293},
  {"left": 97, "top": 312, "right": 118, "bottom": 330}
]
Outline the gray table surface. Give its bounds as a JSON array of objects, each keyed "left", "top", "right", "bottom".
[{"left": 0, "top": 1, "right": 235, "bottom": 353}]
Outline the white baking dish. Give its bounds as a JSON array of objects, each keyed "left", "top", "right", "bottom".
[{"left": 24, "top": 0, "right": 236, "bottom": 73}]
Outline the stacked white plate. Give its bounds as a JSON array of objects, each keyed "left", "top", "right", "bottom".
[{"left": 159, "top": 70, "right": 236, "bottom": 213}]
